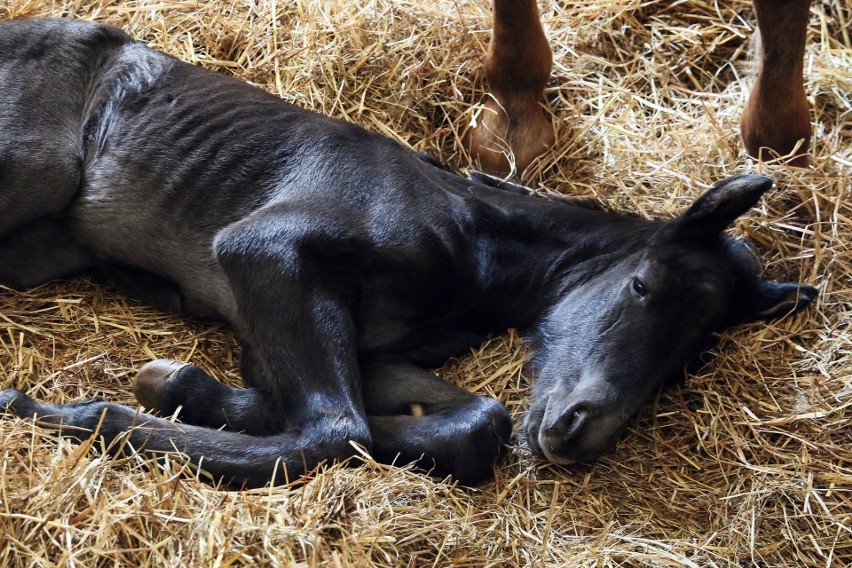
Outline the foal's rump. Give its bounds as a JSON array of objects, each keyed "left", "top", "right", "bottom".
[{"left": 0, "top": 19, "right": 129, "bottom": 237}]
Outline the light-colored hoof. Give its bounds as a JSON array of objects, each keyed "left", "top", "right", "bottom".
[
  {"left": 133, "top": 359, "right": 185, "bottom": 409},
  {"left": 467, "top": 96, "right": 554, "bottom": 176}
]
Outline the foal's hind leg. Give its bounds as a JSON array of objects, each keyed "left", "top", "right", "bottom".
[
  {"left": 0, "top": 23, "right": 110, "bottom": 239},
  {"left": 0, "top": 23, "right": 117, "bottom": 277},
  {"left": 0, "top": 141, "right": 82, "bottom": 241}
]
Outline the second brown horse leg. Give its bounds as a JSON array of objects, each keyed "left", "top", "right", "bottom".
[
  {"left": 741, "top": 0, "right": 812, "bottom": 167},
  {"left": 466, "top": 0, "right": 555, "bottom": 176}
]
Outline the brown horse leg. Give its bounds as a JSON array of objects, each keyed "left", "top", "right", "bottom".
[
  {"left": 466, "top": 0, "right": 555, "bottom": 176},
  {"left": 741, "top": 0, "right": 812, "bottom": 167}
]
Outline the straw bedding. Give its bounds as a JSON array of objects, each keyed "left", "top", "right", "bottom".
[{"left": 0, "top": 0, "right": 849, "bottom": 565}]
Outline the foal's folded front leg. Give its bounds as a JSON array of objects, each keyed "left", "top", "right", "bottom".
[
  {"left": 131, "top": 358, "right": 515, "bottom": 485},
  {"left": 362, "top": 363, "right": 513, "bottom": 485}
]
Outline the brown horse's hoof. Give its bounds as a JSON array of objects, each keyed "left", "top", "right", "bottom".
[
  {"left": 466, "top": 96, "right": 554, "bottom": 176},
  {"left": 741, "top": 83, "right": 811, "bottom": 168},
  {"left": 740, "top": 0, "right": 812, "bottom": 168},
  {"left": 133, "top": 359, "right": 186, "bottom": 410}
]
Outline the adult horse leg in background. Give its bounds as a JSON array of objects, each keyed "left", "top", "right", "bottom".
[
  {"left": 741, "top": 0, "right": 812, "bottom": 167},
  {"left": 466, "top": 0, "right": 555, "bottom": 176},
  {"left": 468, "top": 0, "right": 812, "bottom": 171}
]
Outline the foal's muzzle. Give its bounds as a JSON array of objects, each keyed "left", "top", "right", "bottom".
[{"left": 526, "top": 388, "right": 629, "bottom": 465}]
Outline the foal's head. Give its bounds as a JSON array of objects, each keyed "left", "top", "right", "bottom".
[{"left": 526, "top": 174, "right": 817, "bottom": 464}]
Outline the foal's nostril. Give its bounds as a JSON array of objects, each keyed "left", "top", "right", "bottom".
[
  {"left": 553, "top": 405, "right": 590, "bottom": 439},
  {"left": 567, "top": 406, "right": 590, "bottom": 438},
  {"left": 536, "top": 404, "right": 593, "bottom": 463}
]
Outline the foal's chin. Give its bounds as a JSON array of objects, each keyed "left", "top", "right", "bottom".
[{"left": 530, "top": 431, "right": 627, "bottom": 466}]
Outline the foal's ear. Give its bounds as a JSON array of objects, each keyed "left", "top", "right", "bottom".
[
  {"left": 735, "top": 279, "right": 818, "bottom": 323},
  {"left": 668, "top": 174, "right": 774, "bottom": 241}
]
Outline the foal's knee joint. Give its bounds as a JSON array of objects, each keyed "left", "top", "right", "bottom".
[
  {"left": 473, "top": 396, "right": 513, "bottom": 453},
  {"left": 313, "top": 421, "right": 373, "bottom": 466},
  {"left": 444, "top": 397, "right": 513, "bottom": 485}
]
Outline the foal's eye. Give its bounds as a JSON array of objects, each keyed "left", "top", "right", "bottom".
[{"left": 631, "top": 277, "right": 647, "bottom": 299}]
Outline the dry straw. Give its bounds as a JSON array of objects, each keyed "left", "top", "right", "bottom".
[{"left": 1, "top": 0, "right": 850, "bottom": 566}]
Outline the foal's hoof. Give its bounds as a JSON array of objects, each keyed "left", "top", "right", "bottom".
[
  {"left": 0, "top": 389, "right": 102, "bottom": 436},
  {"left": 133, "top": 359, "right": 186, "bottom": 410},
  {"left": 133, "top": 360, "right": 226, "bottom": 424},
  {"left": 0, "top": 389, "right": 37, "bottom": 417}
]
